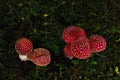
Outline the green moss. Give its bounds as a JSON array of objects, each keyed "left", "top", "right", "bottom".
[{"left": 0, "top": 70, "right": 16, "bottom": 80}]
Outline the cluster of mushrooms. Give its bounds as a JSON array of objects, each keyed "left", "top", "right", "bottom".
[
  {"left": 15, "top": 25, "right": 106, "bottom": 66},
  {"left": 62, "top": 25, "right": 106, "bottom": 59},
  {"left": 15, "top": 38, "right": 51, "bottom": 66}
]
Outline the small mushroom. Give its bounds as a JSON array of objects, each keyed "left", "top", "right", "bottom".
[
  {"left": 29, "top": 48, "right": 51, "bottom": 66},
  {"left": 15, "top": 38, "right": 33, "bottom": 61},
  {"left": 64, "top": 44, "right": 73, "bottom": 59},
  {"left": 62, "top": 25, "right": 86, "bottom": 43},
  {"left": 89, "top": 35, "right": 106, "bottom": 52}
]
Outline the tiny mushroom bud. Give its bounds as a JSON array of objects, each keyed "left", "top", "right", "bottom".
[
  {"left": 64, "top": 44, "right": 74, "bottom": 59},
  {"left": 15, "top": 38, "right": 33, "bottom": 61},
  {"left": 62, "top": 25, "right": 86, "bottom": 43},
  {"left": 71, "top": 36, "right": 92, "bottom": 59},
  {"left": 30, "top": 48, "right": 51, "bottom": 67},
  {"left": 89, "top": 35, "right": 106, "bottom": 52}
]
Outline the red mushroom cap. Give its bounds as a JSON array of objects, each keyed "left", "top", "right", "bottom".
[
  {"left": 71, "top": 36, "right": 92, "bottom": 59},
  {"left": 64, "top": 44, "right": 74, "bottom": 59},
  {"left": 29, "top": 48, "right": 51, "bottom": 66},
  {"left": 15, "top": 38, "right": 33, "bottom": 55},
  {"left": 89, "top": 35, "right": 106, "bottom": 52},
  {"left": 62, "top": 25, "right": 86, "bottom": 43}
]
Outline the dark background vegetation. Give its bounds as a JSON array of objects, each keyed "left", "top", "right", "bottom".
[{"left": 0, "top": 0, "right": 120, "bottom": 80}]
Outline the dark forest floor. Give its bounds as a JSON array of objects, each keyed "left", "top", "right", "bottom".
[{"left": 0, "top": 0, "right": 120, "bottom": 80}]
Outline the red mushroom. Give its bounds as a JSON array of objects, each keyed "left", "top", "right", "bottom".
[
  {"left": 64, "top": 44, "right": 73, "bottom": 59},
  {"left": 15, "top": 38, "right": 33, "bottom": 55},
  {"left": 71, "top": 36, "right": 92, "bottom": 59},
  {"left": 62, "top": 25, "right": 86, "bottom": 43},
  {"left": 89, "top": 35, "right": 106, "bottom": 52},
  {"left": 29, "top": 48, "right": 51, "bottom": 66},
  {"left": 15, "top": 38, "right": 33, "bottom": 61}
]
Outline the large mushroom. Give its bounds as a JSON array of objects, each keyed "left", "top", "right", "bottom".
[
  {"left": 89, "top": 35, "right": 106, "bottom": 52},
  {"left": 15, "top": 38, "right": 33, "bottom": 61},
  {"left": 28, "top": 48, "right": 51, "bottom": 66},
  {"left": 71, "top": 36, "right": 92, "bottom": 59},
  {"left": 62, "top": 25, "right": 86, "bottom": 43}
]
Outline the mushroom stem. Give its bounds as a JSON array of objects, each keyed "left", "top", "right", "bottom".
[{"left": 19, "top": 54, "right": 31, "bottom": 61}]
